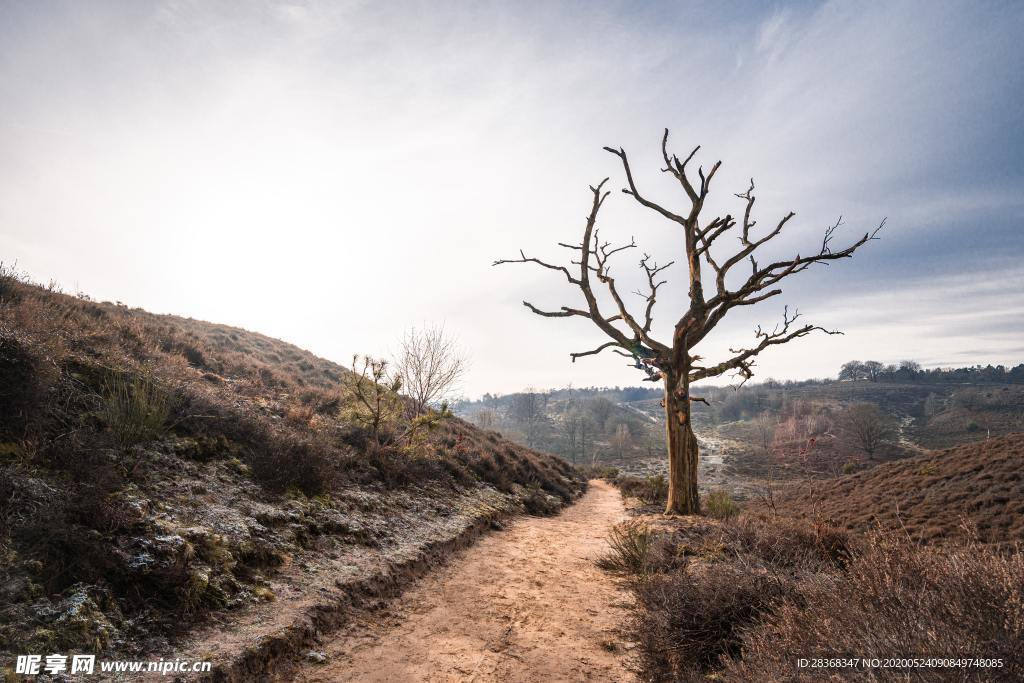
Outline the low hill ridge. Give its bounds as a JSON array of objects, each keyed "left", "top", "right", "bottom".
[{"left": 772, "top": 433, "right": 1024, "bottom": 544}]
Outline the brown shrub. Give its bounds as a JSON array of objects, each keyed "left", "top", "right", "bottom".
[
  {"left": 724, "top": 536, "right": 1024, "bottom": 682},
  {"left": 0, "top": 328, "right": 59, "bottom": 443},
  {"left": 285, "top": 403, "right": 316, "bottom": 427},
  {"left": 616, "top": 474, "right": 668, "bottom": 506},
  {"left": 714, "top": 514, "right": 852, "bottom": 571},
  {"left": 603, "top": 515, "right": 854, "bottom": 681},
  {"left": 631, "top": 564, "right": 801, "bottom": 679},
  {"left": 248, "top": 438, "right": 336, "bottom": 496}
]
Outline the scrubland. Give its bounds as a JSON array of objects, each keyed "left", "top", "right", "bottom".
[
  {"left": 0, "top": 269, "right": 582, "bottom": 675},
  {"left": 603, "top": 435, "right": 1024, "bottom": 681}
]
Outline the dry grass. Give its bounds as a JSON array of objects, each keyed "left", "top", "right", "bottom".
[
  {"left": 704, "top": 489, "right": 740, "bottom": 520},
  {"left": 725, "top": 536, "right": 1024, "bottom": 681},
  {"left": 596, "top": 520, "right": 656, "bottom": 574},
  {"left": 769, "top": 433, "right": 1024, "bottom": 545},
  {"left": 601, "top": 509, "right": 1022, "bottom": 681},
  {"left": 99, "top": 371, "right": 173, "bottom": 448}
]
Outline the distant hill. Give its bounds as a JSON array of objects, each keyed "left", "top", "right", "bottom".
[{"left": 769, "top": 433, "right": 1024, "bottom": 545}]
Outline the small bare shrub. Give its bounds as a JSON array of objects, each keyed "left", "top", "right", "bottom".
[
  {"left": 840, "top": 402, "right": 895, "bottom": 458},
  {"left": 394, "top": 324, "right": 467, "bottom": 416}
]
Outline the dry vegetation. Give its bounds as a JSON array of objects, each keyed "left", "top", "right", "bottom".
[
  {"left": 601, "top": 514, "right": 1022, "bottom": 682},
  {"left": 766, "top": 433, "right": 1024, "bottom": 545},
  {"left": 601, "top": 434, "right": 1024, "bottom": 681},
  {"left": 0, "top": 269, "right": 583, "bottom": 661}
]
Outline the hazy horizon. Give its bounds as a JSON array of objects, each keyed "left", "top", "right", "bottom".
[{"left": 3, "top": 1, "right": 1023, "bottom": 396}]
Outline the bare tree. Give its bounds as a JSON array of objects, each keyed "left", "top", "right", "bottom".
[
  {"left": 512, "top": 389, "right": 547, "bottom": 448},
  {"left": 394, "top": 324, "right": 468, "bottom": 416},
  {"left": 863, "top": 360, "right": 884, "bottom": 382},
  {"left": 840, "top": 403, "right": 895, "bottom": 459},
  {"left": 610, "top": 423, "right": 632, "bottom": 459},
  {"left": 561, "top": 410, "right": 581, "bottom": 463},
  {"left": 839, "top": 360, "right": 866, "bottom": 381},
  {"left": 579, "top": 413, "right": 592, "bottom": 465},
  {"left": 585, "top": 397, "right": 615, "bottom": 432},
  {"left": 754, "top": 411, "right": 774, "bottom": 454},
  {"left": 496, "top": 130, "right": 882, "bottom": 514},
  {"left": 474, "top": 408, "right": 497, "bottom": 430}
]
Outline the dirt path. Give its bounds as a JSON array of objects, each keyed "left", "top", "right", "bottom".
[{"left": 294, "top": 480, "right": 636, "bottom": 682}]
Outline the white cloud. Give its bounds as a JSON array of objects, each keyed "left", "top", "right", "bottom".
[{"left": 0, "top": 0, "right": 1021, "bottom": 395}]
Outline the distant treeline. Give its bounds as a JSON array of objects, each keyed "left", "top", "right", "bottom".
[
  {"left": 464, "top": 361, "right": 1024, "bottom": 409},
  {"left": 470, "top": 385, "right": 663, "bottom": 407},
  {"left": 836, "top": 360, "right": 1024, "bottom": 384}
]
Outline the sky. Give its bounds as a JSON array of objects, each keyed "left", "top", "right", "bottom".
[{"left": 2, "top": 0, "right": 1022, "bottom": 397}]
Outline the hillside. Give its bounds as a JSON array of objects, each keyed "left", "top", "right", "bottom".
[
  {"left": 0, "top": 272, "right": 584, "bottom": 677},
  {"left": 768, "top": 433, "right": 1024, "bottom": 545}
]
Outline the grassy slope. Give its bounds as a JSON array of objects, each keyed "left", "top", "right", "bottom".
[
  {"left": 769, "top": 433, "right": 1024, "bottom": 545},
  {"left": 0, "top": 274, "right": 583, "bottom": 661}
]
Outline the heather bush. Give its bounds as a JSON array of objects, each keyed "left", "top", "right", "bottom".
[
  {"left": 602, "top": 509, "right": 1020, "bottom": 682},
  {"left": 616, "top": 474, "right": 668, "bottom": 505},
  {"left": 724, "top": 535, "right": 1024, "bottom": 681},
  {"left": 631, "top": 564, "right": 800, "bottom": 678}
]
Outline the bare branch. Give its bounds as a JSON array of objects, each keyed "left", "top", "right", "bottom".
[
  {"left": 521, "top": 301, "right": 586, "bottom": 318},
  {"left": 636, "top": 253, "right": 674, "bottom": 333},
  {"left": 493, "top": 248, "right": 581, "bottom": 285},
  {"left": 521, "top": 301, "right": 623, "bottom": 324},
  {"left": 604, "top": 144, "right": 689, "bottom": 225},
  {"left": 661, "top": 128, "right": 700, "bottom": 201},
  {"left": 690, "top": 306, "right": 841, "bottom": 382},
  {"left": 570, "top": 341, "right": 621, "bottom": 362}
]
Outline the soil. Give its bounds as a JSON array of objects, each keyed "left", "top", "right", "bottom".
[{"left": 293, "top": 480, "right": 636, "bottom": 682}]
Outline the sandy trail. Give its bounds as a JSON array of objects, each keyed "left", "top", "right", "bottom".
[{"left": 294, "top": 480, "right": 636, "bottom": 682}]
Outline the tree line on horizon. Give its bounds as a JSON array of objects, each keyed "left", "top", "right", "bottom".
[
  {"left": 461, "top": 359, "right": 1024, "bottom": 410},
  {"left": 837, "top": 360, "right": 1024, "bottom": 384}
]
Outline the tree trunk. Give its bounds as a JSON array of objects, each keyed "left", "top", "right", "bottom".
[{"left": 664, "top": 370, "right": 699, "bottom": 515}]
